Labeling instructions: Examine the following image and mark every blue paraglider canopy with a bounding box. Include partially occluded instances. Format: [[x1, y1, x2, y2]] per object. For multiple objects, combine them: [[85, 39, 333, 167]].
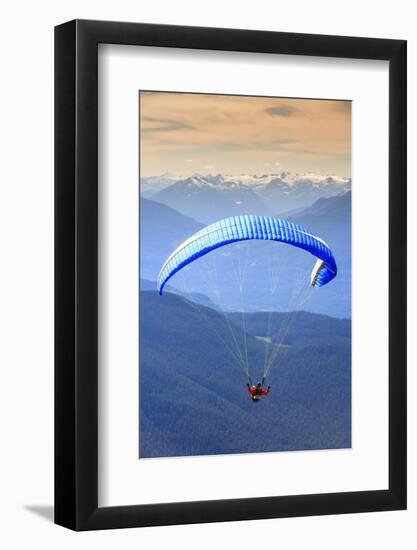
[[157, 214, 337, 295]]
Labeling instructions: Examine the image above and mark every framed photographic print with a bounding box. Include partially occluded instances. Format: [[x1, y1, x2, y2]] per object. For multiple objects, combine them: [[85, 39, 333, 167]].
[[55, 20, 406, 530]]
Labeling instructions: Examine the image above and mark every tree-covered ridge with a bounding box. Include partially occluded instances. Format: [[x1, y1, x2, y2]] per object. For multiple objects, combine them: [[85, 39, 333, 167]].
[[139, 291, 351, 458]]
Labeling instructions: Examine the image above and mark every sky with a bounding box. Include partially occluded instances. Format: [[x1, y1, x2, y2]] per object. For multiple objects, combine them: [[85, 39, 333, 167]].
[[140, 91, 351, 177]]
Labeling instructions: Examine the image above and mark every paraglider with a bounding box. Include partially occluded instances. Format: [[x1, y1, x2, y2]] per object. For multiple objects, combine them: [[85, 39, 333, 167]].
[[157, 215, 337, 295], [157, 214, 337, 400], [247, 381, 271, 402]]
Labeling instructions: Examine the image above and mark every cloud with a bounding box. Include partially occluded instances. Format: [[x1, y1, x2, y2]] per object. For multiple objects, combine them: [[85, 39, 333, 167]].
[[142, 116, 192, 135], [140, 92, 351, 176], [219, 140, 292, 152], [265, 105, 298, 117]]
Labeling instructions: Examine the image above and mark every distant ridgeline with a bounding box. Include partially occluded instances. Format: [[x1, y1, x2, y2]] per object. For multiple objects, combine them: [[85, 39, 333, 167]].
[[141, 172, 351, 224]]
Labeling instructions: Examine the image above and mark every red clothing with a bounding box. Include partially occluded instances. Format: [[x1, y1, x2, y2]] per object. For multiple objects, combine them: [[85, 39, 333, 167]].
[[247, 385, 270, 396]]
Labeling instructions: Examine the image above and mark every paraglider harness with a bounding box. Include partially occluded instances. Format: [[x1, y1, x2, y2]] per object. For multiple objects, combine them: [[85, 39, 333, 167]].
[[247, 377, 271, 402]]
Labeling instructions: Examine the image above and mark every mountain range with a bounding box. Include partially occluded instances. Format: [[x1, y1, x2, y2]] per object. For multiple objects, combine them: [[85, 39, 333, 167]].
[[140, 173, 181, 198], [139, 172, 352, 458], [140, 197, 203, 282], [141, 172, 351, 223]]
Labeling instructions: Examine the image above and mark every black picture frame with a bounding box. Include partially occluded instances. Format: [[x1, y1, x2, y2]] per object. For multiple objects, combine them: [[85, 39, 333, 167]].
[[55, 19, 407, 531]]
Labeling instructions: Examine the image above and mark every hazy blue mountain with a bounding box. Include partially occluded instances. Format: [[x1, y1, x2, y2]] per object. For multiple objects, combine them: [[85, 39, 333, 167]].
[[140, 198, 203, 281], [291, 190, 351, 225], [259, 175, 351, 214], [140, 278, 158, 291], [288, 191, 351, 317], [153, 175, 270, 224], [139, 291, 351, 458], [140, 278, 218, 310], [140, 174, 180, 198]]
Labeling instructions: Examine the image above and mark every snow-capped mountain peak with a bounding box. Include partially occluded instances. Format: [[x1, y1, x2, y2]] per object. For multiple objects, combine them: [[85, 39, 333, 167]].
[[140, 171, 351, 223]]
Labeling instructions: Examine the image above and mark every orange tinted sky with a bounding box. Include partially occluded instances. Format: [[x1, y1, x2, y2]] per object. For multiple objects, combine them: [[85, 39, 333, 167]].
[[140, 92, 351, 177]]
